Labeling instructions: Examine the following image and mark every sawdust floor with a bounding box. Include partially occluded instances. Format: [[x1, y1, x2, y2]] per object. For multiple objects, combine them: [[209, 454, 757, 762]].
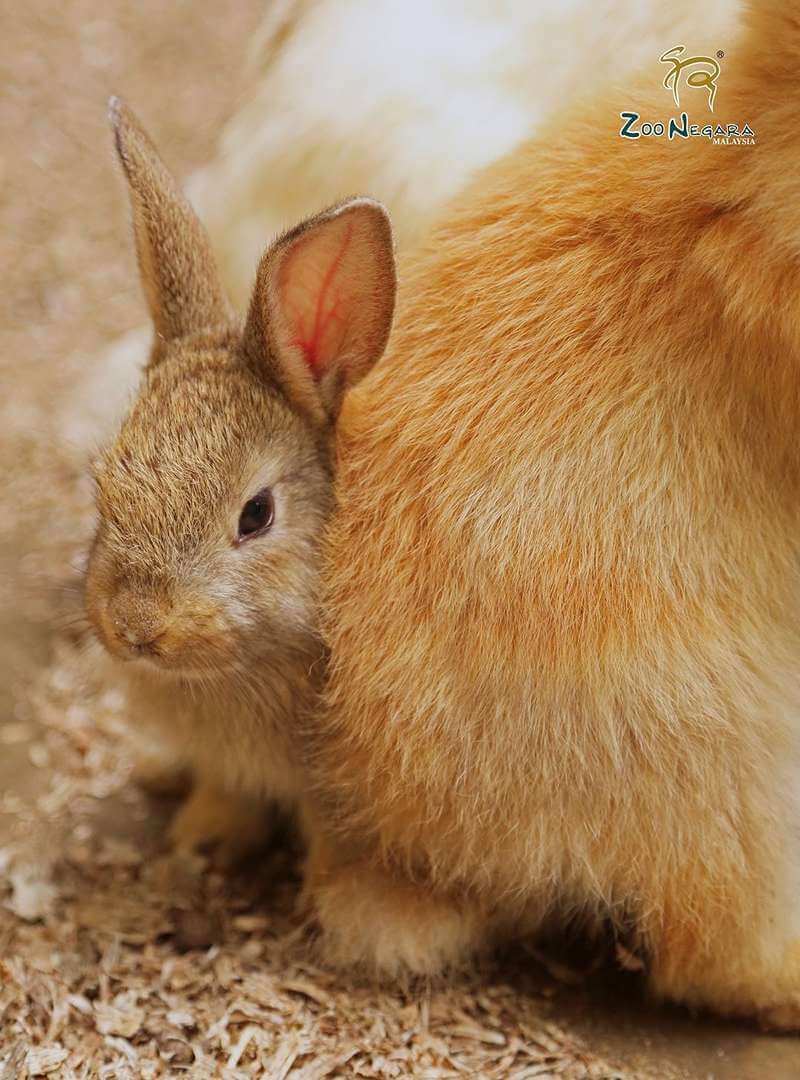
[[2, 1, 799, 1076]]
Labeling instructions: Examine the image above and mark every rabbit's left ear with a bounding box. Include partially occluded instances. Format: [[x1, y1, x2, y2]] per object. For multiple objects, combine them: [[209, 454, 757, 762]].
[[243, 198, 396, 426], [109, 97, 231, 356]]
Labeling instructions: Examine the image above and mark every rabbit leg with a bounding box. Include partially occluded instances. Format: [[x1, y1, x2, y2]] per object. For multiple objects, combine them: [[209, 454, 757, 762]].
[[306, 837, 486, 977], [168, 781, 272, 867], [132, 749, 192, 798], [647, 838, 800, 1030]]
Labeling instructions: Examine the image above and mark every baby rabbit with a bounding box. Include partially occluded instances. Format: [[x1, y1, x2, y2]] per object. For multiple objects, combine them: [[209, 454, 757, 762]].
[[305, 0, 800, 1029], [85, 99, 395, 862]]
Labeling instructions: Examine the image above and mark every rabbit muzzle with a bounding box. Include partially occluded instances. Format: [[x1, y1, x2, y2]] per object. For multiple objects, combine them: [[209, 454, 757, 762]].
[[89, 577, 235, 676]]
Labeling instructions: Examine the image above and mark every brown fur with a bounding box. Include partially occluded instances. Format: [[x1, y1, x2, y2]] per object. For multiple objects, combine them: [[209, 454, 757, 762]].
[[85, 100, 395, 861], [306, 1, 800, 1026]]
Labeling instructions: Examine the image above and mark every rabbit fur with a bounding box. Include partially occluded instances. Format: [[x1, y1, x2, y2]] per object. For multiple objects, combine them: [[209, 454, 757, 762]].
[[85, 100, 395, 862], [304, 0, 800, 1030]]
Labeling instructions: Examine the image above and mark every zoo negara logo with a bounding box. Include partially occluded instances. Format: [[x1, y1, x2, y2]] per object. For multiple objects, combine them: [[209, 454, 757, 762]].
[[618, 44, 754, 145], [659, 45, 721, 112]]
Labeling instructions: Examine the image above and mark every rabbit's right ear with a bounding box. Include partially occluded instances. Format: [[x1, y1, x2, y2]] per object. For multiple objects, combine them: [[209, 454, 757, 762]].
[[109, 98, 231, 355]]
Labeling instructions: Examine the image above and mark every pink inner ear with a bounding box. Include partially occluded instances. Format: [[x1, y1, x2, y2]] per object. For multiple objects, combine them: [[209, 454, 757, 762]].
[[283, 223, 354, 379]]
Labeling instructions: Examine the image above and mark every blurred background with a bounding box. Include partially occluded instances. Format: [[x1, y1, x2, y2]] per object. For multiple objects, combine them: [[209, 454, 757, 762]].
[[2, 1, 799, 1076], [0, 1, 263, 696]]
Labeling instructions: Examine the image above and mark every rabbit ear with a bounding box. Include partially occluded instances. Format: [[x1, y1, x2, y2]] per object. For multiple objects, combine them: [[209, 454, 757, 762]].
[[243, 198, 396, 426], [109, 97, 231, 354]]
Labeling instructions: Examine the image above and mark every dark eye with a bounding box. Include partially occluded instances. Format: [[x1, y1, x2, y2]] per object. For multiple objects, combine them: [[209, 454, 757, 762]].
[[237, 488, 275, 542]]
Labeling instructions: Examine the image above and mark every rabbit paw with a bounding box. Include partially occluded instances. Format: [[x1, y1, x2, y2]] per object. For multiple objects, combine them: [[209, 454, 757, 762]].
[[308, 849, 483, 978], [757, 996, 800, 1032], [132, 752, 192, 798], [651, 924, 800, 1030], [168, 784, 271, 868], [756, 942, 800, 1031]]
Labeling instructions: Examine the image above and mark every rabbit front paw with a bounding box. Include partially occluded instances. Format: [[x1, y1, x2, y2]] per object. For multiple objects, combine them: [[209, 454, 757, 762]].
[[757, 994, 800, 1032], [650, 917, 800, 1031], [756, 941, 800, 1032], [168, 784, 271, 868], [132, 751, 192, 798], [306, 843, 484, 978]]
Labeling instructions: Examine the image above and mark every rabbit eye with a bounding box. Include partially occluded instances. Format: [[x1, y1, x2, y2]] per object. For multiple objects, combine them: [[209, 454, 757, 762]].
[[237, 489, 274, 542]]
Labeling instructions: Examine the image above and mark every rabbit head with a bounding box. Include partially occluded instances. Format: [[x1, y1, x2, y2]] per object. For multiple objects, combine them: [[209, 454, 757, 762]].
[[85, 99, 395, 681]]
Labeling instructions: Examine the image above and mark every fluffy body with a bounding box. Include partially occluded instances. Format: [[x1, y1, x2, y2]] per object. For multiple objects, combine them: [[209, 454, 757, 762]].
[[191, 0, 738, 305], [308, 1, 800, 1027]]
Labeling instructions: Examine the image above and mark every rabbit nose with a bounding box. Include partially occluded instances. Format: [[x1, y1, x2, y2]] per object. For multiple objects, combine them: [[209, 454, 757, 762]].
[[109, 594, 165, 654], [119, 626, 163, 654]]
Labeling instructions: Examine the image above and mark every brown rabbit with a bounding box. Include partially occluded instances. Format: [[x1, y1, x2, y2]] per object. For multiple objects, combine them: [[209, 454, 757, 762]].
[[305, 0, 800, 1029], [84, 99, 395, 862]]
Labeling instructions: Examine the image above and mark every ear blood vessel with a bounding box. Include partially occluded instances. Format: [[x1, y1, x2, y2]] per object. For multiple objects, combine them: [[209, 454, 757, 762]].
[[84, 99, 395, 865], [304, 0, 800, 1030]]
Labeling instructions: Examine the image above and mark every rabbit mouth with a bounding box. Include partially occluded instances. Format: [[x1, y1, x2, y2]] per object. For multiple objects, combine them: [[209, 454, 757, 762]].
[[86, 578, 239, 677], [89, 615, 238, 681], [122, 645, 241, 682]]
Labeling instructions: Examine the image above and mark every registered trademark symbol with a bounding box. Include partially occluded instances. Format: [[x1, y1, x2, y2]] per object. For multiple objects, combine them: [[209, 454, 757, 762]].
[[717, 50, 724, 58]]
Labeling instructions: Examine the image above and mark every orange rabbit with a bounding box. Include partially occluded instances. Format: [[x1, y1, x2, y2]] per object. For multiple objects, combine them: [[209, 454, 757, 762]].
[[307, 0, 800, 1028]]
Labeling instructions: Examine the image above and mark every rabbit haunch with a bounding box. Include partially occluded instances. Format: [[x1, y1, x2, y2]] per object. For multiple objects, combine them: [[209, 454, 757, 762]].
[[85, 100, 395, 863], [305, 0, 800, 1029]]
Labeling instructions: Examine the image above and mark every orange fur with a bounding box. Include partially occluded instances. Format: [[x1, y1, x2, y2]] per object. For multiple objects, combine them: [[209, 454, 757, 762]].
[[307, 1, 800, 1026]]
